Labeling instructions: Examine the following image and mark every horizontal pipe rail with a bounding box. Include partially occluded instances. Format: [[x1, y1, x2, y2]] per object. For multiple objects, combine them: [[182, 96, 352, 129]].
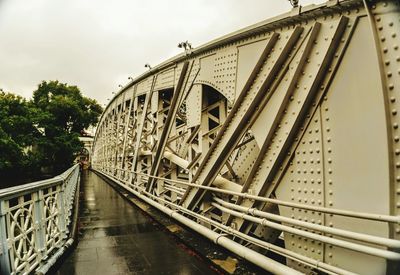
[[97, 169, 356, 275], [96, 171, 301, 275], [211, 203, 400, 261], [128, 170, 400, 223], [213, 197, 400, 249], [143, 189, 357, 275]]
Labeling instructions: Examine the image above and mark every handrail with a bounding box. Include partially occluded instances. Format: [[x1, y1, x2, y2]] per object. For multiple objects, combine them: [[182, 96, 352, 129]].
[[121, 169, 400, 223], [0, 164, 80, 275], [0, 165, 78, 200]]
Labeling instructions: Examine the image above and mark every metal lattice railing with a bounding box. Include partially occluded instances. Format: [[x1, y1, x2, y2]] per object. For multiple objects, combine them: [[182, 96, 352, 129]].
[[0, 164, 80, 275]]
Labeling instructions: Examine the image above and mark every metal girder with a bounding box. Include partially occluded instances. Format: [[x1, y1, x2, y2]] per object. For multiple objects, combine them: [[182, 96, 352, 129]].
[[180, 28, 305, 210], [91, 1, 400, 274], [230, 17, 349, 235], [146, 61, 191, 192]]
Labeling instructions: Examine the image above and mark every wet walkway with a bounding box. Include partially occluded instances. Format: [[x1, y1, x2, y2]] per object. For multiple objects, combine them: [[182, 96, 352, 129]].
[[56, 171, 215, 275]]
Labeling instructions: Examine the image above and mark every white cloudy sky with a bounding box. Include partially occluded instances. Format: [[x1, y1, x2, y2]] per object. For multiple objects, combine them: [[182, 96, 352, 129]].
[[0, 0, 323, 106]]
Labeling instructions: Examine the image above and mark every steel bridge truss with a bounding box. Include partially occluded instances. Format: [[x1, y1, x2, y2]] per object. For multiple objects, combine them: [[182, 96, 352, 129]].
[[92, 1, 400, 274]]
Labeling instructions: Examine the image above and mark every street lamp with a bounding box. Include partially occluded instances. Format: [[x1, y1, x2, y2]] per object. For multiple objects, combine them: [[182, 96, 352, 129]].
[[178, 40, 193, 56], [144, 63, 152, 70], [289, 0, 299, 7]]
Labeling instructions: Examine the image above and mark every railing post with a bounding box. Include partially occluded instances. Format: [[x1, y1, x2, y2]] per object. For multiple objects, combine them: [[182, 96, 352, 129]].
[[0, 201, 11, 275], [34, 190, 46, 263], [57, 182, 67, 242]]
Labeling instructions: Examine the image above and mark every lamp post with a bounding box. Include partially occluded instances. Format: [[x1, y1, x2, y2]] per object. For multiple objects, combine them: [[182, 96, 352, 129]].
[[178, 41, 192, 55]]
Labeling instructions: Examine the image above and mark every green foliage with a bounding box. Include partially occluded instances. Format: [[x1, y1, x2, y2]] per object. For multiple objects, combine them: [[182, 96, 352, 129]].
[[33, 81, 103, 133], [0, 92, 42, 184], [0, 81, 103, 187]]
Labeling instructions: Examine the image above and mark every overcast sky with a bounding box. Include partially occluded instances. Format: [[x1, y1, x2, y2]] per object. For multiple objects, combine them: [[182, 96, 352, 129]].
[[0, 0, 323, 106]]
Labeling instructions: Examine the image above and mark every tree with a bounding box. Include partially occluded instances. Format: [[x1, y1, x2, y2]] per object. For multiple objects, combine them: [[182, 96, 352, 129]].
[[0, 92, 41, 186], [32, 81, 103, 174], [0, 81, 103, 187]]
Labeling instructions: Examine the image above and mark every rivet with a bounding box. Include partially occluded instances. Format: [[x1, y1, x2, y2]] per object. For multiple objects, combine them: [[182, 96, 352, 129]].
[[385, 60, 390, 65], [397, 202, 400, 208], [391, 96, 396, 102], [394, 123, 399, 129], [396, 149, 400, 155], [388, 72, 393, 78], [329, 201, 333, 206], [397, 188, 400, 195], [392, 108, 397, 115], [393, 33, 397, 38], [395, 136, 400, 142]]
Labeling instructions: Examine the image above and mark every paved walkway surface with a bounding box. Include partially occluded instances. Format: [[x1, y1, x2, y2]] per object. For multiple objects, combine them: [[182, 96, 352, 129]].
[[56, 171, 215, 275]]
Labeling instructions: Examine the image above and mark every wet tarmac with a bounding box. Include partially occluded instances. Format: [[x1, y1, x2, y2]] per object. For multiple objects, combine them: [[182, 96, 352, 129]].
[[56, 171, 216, 275]]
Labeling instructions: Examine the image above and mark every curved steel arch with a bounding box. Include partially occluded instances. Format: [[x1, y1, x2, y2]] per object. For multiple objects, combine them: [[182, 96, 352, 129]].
[[92, 1, 400, 274]]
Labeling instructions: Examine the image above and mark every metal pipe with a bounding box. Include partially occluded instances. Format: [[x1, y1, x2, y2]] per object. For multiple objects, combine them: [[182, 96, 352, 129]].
[[131, 170, 400, 223], [213, 197, 400, 249], [100, 170, 356, 275], [98, 171, 302, 275], [212, 203, 400, 261], [142, 189, 356, 275]]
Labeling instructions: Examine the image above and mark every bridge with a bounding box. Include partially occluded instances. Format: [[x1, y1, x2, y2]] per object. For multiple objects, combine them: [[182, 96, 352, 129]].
[[1, 0, 400, 274]]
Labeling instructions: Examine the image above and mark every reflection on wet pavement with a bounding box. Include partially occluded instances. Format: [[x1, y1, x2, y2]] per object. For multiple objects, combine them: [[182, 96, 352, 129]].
[[56, 171, 215, 275]]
